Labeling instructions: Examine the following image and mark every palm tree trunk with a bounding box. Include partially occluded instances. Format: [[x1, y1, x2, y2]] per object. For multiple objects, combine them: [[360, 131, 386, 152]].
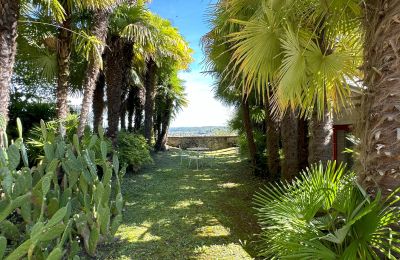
[[127, 87, 135, 132], [105, 37, 124, 142], [308, 109, 333, 165], [144, 59, 157, 144], [57, 14, 72, 136], [133, 86, 145, 132], [120, 104, 127, 130], [265, 101, 280, 179], [242, 97, 257, 171], [78, 9, 109, 137], [281, 109, 299, 180], [359, 0, 400, 195], [297, 116, 309, 171], [92, 72, 105, 132], [134, 86, 145, 132], [155, 118, 171, 152], [155, 97, 172, 152], [0, 0, 19, 146]]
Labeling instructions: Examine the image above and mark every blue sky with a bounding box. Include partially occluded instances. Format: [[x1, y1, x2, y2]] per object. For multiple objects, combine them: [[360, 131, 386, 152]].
[[148, 0, 234, 127]]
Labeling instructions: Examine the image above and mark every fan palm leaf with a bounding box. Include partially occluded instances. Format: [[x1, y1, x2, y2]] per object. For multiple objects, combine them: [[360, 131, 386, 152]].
[[254, 161, 400, 259]]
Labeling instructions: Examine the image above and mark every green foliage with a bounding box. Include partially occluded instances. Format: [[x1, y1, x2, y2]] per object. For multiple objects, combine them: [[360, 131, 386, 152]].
[[7, 93, 56, 139], [0, 119, 125, 259], [27, 114, 79, 162], [204, 0, 362, 119], [117, 131, 153, 172], [254, 161, 400, 259]]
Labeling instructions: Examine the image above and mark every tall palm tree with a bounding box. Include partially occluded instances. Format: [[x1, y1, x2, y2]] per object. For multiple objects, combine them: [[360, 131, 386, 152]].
[[77, 8, 111, 136], [55, 0, 115, 135], [105, 3, 152, 141], [142, 14, 192, 144], [202, 2, 259, 171], [0, 0, 67, 137], [0, 0, 19, 145], [154, 72, 188, 151], [143, 58, 156, 143], [206, 0, 361, 177]]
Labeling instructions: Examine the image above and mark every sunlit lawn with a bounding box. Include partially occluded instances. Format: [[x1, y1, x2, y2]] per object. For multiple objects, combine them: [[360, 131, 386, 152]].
[[98, 148, 263, 259]]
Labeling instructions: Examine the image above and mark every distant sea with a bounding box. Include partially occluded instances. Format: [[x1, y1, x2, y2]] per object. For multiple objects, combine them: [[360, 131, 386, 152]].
[[168, 126, 236, 137]]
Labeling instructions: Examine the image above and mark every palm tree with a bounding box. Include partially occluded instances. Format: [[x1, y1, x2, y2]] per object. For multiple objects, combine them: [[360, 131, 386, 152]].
[[141, 14, 192, 144], [105, 3, 152, 141], [143, 58, 156, 143], [105, 35, 127, 141], [0, 0, 67, 138], [206, 0, 361, 177], [202, 4, 260, 171], [77, 8, 111, 137], [55, 0, 115, 135], [154, 72, 188, 151], [0, 0, 19, 145]]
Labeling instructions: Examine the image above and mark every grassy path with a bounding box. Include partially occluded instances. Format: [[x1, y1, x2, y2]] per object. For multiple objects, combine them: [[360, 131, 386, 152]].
[[99, 148, 263, 259]]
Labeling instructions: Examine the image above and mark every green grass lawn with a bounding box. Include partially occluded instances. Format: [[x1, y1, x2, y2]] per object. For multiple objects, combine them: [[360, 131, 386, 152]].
[[98, 148, 264, 259]]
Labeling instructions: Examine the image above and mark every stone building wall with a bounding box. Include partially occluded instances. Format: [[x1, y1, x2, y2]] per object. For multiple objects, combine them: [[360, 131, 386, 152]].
[[167, 136, 238, 150]]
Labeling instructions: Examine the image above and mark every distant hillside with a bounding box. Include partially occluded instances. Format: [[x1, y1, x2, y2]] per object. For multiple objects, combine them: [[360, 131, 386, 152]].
[[168, 126, 236, 137]]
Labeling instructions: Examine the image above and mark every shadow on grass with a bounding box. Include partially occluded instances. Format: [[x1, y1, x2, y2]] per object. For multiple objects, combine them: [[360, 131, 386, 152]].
[[97, 148, 264, 260]]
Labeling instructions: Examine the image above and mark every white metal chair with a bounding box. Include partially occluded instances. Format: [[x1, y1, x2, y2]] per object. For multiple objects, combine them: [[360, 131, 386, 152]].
[[188, 151, 201, 170]]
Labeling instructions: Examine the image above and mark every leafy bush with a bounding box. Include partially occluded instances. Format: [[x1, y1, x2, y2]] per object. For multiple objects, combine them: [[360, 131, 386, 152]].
[[8, 98, 56, 139], [117, 131, 153, 172], [0, 119, 125, 259], [254, 161, 400, 259]]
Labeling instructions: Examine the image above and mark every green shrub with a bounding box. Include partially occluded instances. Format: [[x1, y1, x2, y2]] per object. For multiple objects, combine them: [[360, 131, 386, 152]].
[[0, 119, 125, 259], [117, 131, 153, 172], [7, 100, 56, 139], [254, 161, 400, 259]]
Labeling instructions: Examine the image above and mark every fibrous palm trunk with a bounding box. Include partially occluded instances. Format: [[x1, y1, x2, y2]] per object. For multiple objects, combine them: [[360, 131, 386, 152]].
[[265, 101, 280, 180], [308, 109, 333, 165], [120, 104, 127, 130], [359, 0, 400, 196], [106, 38, 133, 142], [105, 37, 124, 142], [134, 86, 145, 132], [126, 87, 135, 132], [297, 116, 309, 171], [57, 14, 72, 136], [78, 9, 110, 137], [242, 97, 257, 171], [92, 72, 105, 132], [281, 109, 299, 180], [155, 97, 172, 152], [144, 59, 157, 144], [0, 0, 19, 146]]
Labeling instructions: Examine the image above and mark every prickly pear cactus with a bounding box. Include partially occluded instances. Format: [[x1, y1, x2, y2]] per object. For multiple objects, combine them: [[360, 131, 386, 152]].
[[0, 119, 125, 259]]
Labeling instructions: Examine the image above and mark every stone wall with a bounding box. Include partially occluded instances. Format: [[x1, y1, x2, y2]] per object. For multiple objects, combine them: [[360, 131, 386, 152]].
[[167, 136, 238, 150]]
